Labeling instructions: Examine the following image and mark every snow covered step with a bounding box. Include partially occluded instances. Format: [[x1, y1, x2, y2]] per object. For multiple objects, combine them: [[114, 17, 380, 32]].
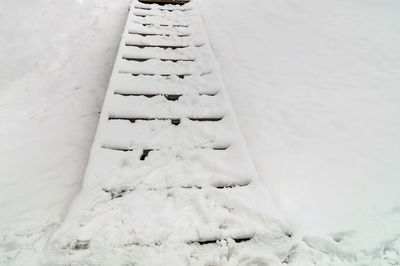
[[113, 73, 221, 95], [131, 15, 190, 27], [70, 187, 265, 246], [100, 118, 231, 149], [125, 35, 205, 49], [134, 4, 193, 12], [122, 50, 195, 62], [121, 43, 207, 61], [127, 23, 191, 36], [48, 0, 293, 264], [118, 58, 210, 75], [107, 93, 225, 119], [83, 146, 252, 190], [132, 7, 193, 17], [131, 11, 191, 23]]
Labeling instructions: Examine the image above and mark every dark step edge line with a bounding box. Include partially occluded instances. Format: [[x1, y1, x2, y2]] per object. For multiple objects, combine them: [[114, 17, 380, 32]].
[[186, 235, 254, 245], [100, 145, 230, 153], [114, 92, 183, 100], [122, 56, 195, 62], [108, 116, 224, 125], [71, 234, 253, 251], [134, 6, 193, 12], [113, 92, 218, 99], [127, 32, 190, 37], [102, 180, 250, 200], [132, 12, 192, 18], [125, 44, 190, 49], [118, 71, 193, 79], [138, 0, 190, 6], [125, 43, 205, 48], [118, 71, 213, 79], [132, 14, 156, 18], [131, 22, 190, 27]]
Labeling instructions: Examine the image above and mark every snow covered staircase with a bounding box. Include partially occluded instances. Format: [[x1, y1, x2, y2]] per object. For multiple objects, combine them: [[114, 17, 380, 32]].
[[48, 0, 294, 264]]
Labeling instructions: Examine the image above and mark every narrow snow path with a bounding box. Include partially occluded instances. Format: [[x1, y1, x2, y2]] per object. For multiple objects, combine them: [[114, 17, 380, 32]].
[[44, 1, 293, 265]]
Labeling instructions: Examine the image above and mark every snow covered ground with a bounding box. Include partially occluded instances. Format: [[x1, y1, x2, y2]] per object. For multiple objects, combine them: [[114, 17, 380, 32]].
[[0, 0, 130, 263], [0, 0, 399, 265], [198, 0, 400, 264]]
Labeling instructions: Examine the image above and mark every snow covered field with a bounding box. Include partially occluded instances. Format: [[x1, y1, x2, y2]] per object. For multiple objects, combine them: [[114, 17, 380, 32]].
[[0, 0, 130, 263], [1, 0, 399, 265], [198, 0, 400, 264]]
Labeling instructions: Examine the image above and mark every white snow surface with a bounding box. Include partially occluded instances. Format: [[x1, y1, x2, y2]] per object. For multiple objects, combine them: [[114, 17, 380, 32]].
[[0, 0, 131, 263], [0, 0, 399, 265], [197, 0, 400, 264]]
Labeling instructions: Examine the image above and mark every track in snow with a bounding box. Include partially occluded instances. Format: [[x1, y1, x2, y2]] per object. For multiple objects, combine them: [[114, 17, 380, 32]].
[[46, 1, 294, 264]]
